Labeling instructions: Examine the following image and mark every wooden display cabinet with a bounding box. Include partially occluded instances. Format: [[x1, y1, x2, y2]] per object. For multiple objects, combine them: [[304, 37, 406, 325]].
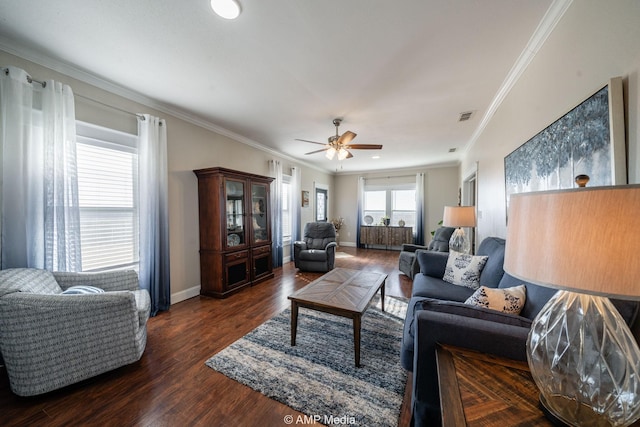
[[193, 167, 274, 298]]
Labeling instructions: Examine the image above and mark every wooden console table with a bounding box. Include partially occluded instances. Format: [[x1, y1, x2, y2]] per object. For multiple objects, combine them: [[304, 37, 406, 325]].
[[359, 225, 412, 249], [436, 344, 552, 427]]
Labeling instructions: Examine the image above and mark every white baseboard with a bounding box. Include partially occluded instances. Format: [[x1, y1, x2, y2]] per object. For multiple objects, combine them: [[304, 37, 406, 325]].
[[171, 285, 200, 304], [339, 241, 357, 247]]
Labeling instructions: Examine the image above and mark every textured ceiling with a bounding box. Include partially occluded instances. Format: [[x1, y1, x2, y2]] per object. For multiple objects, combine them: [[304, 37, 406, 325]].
[[0, 0, 556, 173]]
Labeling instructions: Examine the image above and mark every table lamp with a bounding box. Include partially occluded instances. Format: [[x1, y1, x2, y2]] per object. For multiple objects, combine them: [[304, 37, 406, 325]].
[[443, 205, 476, 254], [504, 185, 640, 427]]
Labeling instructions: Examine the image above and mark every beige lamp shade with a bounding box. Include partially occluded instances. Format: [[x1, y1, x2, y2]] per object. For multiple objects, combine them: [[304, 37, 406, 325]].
[[504, 185, 640, 299], [442, 206, 476, 228]]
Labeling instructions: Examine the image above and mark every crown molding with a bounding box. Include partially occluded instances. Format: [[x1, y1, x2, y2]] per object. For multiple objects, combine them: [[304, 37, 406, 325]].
[[0, 36, 330, 174], [463, 0, 573, 155]]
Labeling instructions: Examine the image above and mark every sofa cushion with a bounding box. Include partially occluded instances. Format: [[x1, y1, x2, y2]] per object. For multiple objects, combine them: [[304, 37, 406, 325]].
[[476, 237, 506, 288], [416, 250, 449, 277], [412, 274, 476, 302], [465, 285, 526, 315], [0, 268, 63, 297], [443, 250, 488, 289], [400, 295, 532, 371], [498, 273, 557, 320]]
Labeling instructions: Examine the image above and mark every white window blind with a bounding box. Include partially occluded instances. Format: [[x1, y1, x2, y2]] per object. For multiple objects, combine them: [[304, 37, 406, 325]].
[[76, 122, 139, 272], [282, 179, 291, 240]]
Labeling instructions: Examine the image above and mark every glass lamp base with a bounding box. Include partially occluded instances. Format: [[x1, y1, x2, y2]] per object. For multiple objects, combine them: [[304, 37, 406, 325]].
[[449, 228, 470, 254], [527, 291, 640, 427]]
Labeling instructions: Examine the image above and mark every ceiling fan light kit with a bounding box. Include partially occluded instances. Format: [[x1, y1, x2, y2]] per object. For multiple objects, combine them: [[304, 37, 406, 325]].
[[296, 118, 383, 161]]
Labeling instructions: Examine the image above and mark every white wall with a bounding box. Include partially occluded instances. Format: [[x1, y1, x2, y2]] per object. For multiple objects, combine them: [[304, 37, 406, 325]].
[[461, 0, 640, 243], [0, 49, 333, 302]]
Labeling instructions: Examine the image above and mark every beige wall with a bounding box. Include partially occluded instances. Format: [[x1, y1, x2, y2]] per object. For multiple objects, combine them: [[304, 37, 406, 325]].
[[0, 49, 333, 301], [460, 0, 640, 243], [333, 165, 459, 247], [4, 0, 639, 300]]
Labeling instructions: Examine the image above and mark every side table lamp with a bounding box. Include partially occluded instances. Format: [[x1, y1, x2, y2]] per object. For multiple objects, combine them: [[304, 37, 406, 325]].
[[443, 205, 476, 254], [504, 185, 640, 427]]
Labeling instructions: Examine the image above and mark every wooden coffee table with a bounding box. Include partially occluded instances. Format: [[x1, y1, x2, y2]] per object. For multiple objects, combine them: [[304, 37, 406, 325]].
[[288, 268, 387, 367]]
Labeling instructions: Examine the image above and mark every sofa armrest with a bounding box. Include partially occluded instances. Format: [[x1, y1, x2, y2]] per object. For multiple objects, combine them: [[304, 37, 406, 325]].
[[53, 270, 139, 292], [412, 310, 531, 426], [401, 244, 428, 253], [0, 292, 141, 396], [415, 249, 449, 277]]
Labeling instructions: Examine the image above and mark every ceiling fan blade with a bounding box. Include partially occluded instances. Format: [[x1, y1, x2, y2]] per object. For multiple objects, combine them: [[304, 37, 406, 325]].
[[337, 130, 357, 145], [304, 148, 329, 155], [295, 138, 326, 146], [346, 150, 354, 159], [347, 144, 383, 150]]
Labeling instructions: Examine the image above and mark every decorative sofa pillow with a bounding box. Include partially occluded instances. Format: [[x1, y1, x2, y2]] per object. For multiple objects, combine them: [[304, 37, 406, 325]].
[[61, 285, 105, 295], [442, 250, 488, 289], [465, 285, 526, 315]]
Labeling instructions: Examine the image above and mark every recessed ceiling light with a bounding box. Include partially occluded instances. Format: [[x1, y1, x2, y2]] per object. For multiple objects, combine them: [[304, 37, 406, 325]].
[[210, 0, 241, 19], [372, 155, 380, 159]]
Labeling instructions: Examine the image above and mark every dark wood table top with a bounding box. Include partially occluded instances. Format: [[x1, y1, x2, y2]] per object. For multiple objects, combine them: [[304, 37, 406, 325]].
[[437, 344, 553, 427], [288, 267, 387, 314]]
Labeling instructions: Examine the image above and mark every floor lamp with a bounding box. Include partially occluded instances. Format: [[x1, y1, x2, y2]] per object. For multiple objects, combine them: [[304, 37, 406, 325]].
[[443, 205, 476, 254], [504, 185, 640, 427]]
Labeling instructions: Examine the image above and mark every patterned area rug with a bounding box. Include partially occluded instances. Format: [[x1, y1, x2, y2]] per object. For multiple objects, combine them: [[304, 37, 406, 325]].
[[205, 296, 408, 427]]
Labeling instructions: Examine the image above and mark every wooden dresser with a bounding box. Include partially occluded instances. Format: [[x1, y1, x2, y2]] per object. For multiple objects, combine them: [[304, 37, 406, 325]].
[[193, 167, 274, 298], [359, 225, 413, 249]]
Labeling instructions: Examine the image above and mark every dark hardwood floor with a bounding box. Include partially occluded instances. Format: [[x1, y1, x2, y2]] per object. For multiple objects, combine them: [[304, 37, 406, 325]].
[[0, 247, 414, 427]]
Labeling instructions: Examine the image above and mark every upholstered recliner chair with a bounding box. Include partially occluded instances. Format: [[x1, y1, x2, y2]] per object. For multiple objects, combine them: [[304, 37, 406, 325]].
[[0, 268, 151, 396], [398, 226, 455, 279], [293, 222, 338, 272]]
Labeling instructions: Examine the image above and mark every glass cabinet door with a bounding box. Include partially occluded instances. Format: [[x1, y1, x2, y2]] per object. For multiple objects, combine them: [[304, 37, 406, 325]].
[[251, 183, 269, 244], [225, 179, 245, 248]]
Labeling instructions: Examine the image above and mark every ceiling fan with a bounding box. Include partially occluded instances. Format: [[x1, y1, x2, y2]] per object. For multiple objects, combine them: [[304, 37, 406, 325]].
[[296, 118, 383, 160]]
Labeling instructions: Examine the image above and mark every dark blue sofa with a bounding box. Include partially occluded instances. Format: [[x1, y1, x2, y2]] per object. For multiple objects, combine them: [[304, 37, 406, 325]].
[[401, 237, 640, 426]]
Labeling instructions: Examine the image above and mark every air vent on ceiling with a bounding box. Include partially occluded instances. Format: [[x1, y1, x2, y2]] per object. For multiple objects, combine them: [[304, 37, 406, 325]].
[[449, 148, 457, 153], [459, 111, 473, 122]]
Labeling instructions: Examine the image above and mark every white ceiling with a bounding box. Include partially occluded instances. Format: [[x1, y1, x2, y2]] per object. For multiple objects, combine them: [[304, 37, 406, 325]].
[[0, 0, 558, 173]]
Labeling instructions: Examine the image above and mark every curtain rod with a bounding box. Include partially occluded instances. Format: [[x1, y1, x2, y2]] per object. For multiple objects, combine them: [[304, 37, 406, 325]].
[[365, 174, 417, 180], [75, 93, 162, 125], [3, 67, 46, 88]]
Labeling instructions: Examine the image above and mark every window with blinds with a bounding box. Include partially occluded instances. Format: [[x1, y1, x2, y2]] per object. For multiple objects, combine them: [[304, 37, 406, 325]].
[[282, 179, 291, 241], [76, 122, 139, 272]]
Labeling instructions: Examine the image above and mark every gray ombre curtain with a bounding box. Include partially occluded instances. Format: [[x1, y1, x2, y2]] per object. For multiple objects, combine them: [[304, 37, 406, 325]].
[[290, 166, 301, 259], [356, 176, 365, 248], [269, 159, 283, 268], [0, 66, 81, 271], [415, 172, 425, 245], [138, 114, 170, 316]]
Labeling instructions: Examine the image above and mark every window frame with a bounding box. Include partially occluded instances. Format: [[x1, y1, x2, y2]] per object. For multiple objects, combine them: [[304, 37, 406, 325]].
[[75, 121, 140, 272]]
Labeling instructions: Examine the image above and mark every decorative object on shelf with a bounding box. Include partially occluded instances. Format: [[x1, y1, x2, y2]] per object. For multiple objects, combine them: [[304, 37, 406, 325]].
[[575, 174, 590, 187], [363, 215, 373, 225], [505, 185, 640, 427], [442, 206, 476, 254], [227, 233, 240, 246], [381, 216, 390, 226], [398, 219, 405, 227]]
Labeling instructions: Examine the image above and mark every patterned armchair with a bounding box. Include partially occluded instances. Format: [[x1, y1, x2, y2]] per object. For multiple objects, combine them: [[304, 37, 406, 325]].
[[293, 222, 338, 272], [0, 268, 150, 396]]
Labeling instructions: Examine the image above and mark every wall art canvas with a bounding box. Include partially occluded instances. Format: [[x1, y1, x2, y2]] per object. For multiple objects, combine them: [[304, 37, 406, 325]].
[[504, 77, 626, 214]]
